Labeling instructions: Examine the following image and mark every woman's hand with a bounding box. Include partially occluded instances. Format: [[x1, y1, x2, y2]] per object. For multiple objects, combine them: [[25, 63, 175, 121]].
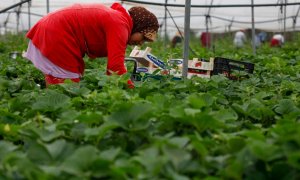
[[127, 79, 135, 89]]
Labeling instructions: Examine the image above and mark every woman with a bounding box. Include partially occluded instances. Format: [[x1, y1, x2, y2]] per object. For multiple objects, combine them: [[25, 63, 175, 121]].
[[24, 2, 159, 87], [171, 31, 183, 48], [233, 30, 246, 49], [200, 32, 211, 48], [270, 34, 284, 47]]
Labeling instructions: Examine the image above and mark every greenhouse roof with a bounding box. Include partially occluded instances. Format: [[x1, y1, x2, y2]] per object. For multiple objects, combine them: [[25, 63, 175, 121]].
[[0, 0, 300, 35]]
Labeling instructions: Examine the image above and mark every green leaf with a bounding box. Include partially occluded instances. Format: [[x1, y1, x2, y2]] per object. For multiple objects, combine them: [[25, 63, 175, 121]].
[[70, 123, 86, 139], [0, 109, 22, 124], [32, 90, 71, 111], [105, 102, 152, 131], [165, 165, 190, 180], [254, 91, 274, 100], [60, 83, 91, 96], [287, 151, 300, 170], [184, 108, 201, 117], [187, 93, 214, 109], [242, 130, 265, 141], [133, 147, 164, 175], [26, 141, 52, 164], [213, 108, 238, 122], [246, 98, 265, 120], [99, 148, 121, 161], [270, 162, 295, 180], [162, 145, 191, 171], [44, 139, 75, 161], [228, 137, 246, 153], [84, 121, 120, 141], [77, 112, 103, 125], [2, 153, 46, 179], [248, 140, 281, 162], [274, 99, 300, 115], [169, 137, 190, 148], [60, 146, 100, 176], [8, 94, 33, 112], [20, 127, 64, 142], [169, 105, 185, 118], [0, 123, 20, 140], [221, 160, 244, 180], [246, 98, 275, 121], [204, 177, 222, 180], [188, 112, 220, 132], [109, 158, 142, 179], [231, 103, 247, 115], [190, 138, 208, 158], [57, 109, 81, 125], [0, 141, 18, 161]]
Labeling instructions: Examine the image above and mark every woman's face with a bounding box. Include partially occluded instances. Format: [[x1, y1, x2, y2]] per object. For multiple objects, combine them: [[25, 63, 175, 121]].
[[128, 32, 148, 46]]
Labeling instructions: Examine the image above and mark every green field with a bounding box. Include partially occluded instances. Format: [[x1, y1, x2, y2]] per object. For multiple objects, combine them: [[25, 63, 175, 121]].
[[0, 33, 300, 179]]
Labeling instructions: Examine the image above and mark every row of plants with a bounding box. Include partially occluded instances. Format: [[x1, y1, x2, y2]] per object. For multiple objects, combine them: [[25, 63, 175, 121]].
[[0, 33, 299, 179]]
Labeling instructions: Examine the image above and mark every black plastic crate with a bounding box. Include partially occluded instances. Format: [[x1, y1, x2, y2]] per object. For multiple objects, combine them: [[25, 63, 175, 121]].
[[212, 57, 255, 80]]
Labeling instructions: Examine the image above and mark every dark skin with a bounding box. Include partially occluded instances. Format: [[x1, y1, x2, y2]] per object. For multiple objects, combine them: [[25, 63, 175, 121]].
[[128, 32, 152, 46]]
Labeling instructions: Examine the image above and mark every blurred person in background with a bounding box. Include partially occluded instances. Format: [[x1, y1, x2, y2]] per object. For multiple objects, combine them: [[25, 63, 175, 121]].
[[270, 33, 284, 47], [233, 29, 246, 49], [258, 31, 267, 43], [24, 2, 159, 88], [200, 32, 211, 48], [171, 31, 183, 48], [254, 34, 261, 48]]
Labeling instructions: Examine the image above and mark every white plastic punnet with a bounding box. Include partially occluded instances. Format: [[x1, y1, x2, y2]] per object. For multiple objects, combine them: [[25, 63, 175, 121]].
[[129, 46, 214, 79], [129, 46, 165, 72]]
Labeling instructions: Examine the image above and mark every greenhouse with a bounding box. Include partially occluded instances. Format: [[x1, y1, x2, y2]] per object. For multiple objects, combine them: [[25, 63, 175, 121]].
[[0, 0, 300, 179]]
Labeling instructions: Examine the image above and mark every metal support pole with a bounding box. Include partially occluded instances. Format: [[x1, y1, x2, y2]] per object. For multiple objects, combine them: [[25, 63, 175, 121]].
[[251, 0, 256, 55], [164, 0, 168, 48], [16, 5, 22, 33], [4, 13, 10, 34], [205, 15, 209, 49], [206, 0, 214, 51], [0, 0, 30, 14], [16, 11, 20, 33], [294, 6, 300, 41], [182, 0, 191, 78], [210, 22, 213, 52], [283, 0, 287, 40], [46, 0, 50, 13], [28, 0, 31, 30]]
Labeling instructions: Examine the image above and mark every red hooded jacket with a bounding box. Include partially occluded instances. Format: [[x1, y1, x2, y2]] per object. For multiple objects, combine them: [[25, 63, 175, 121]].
[[26, 3, 133, 75]]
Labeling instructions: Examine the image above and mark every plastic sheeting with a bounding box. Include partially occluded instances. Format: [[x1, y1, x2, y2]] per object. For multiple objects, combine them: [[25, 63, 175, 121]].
[[0, 0, 300, 34]]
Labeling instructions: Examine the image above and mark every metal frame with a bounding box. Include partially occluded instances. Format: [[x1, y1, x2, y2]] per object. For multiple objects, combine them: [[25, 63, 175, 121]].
[[121, 0, 300, 78]]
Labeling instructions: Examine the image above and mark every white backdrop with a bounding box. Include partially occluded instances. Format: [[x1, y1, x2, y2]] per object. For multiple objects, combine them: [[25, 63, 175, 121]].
[[1, 0, 300, 36]]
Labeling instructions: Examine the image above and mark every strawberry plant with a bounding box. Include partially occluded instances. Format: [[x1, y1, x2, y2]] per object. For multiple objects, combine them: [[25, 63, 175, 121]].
[[0, 32, 299, 179]]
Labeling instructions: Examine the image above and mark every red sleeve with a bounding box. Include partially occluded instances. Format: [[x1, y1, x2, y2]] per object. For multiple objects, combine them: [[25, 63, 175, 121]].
[[105, 24, 129, 75]]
